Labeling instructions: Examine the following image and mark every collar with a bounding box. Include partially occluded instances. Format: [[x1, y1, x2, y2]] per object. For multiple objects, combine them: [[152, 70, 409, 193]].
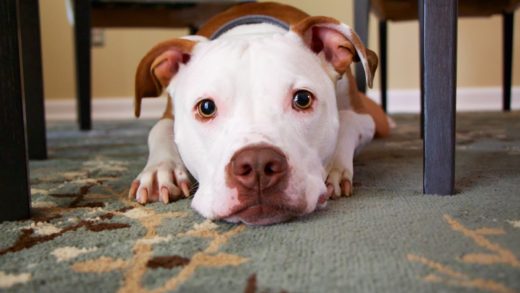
[[210, 15, 290, 40]]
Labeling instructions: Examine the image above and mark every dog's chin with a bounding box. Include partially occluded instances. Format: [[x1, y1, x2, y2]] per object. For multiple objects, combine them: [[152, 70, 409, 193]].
[[223, 205, 298, 226]]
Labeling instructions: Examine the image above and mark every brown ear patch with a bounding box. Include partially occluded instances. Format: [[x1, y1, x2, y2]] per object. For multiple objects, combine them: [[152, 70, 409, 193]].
[[292, 16, 341, 38], [311, 26, 356, 74], [292, 16, 375, 88], [134, 38, 196, 118], [366, 48, 379, 82]]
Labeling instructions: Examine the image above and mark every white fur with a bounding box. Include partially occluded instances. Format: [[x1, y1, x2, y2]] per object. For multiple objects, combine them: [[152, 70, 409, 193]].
[[326, 110, 375, 196], [134, 23, 376, 223], [171, 25, 339, 219], [134, 118, 189, 201]]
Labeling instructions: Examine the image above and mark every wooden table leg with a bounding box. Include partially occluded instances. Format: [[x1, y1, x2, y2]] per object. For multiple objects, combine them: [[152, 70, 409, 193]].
[[354, 0, 370, 93], [19, 0, 48, 160], [421, 0, 458, 195], [74, 0, 92, 130], [0, 0, 31, 221]]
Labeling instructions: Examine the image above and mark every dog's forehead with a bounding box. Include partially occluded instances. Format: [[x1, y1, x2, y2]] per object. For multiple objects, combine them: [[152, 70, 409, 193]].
[[172, 34, 329, 101]]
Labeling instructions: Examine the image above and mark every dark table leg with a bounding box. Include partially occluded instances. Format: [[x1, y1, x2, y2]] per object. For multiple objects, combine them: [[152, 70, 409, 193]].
[[503, 12, 513, 112], [19, 0, 47, 160], [421, 0, 458, 195], [378, 20, 388, 112], [354, 0, 370, 93], [74, 0, 92, 130], [0, 0, 31, 221]]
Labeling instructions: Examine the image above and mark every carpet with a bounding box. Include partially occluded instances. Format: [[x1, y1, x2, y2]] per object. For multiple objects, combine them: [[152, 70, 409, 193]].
[[1, 112, 519, 293]]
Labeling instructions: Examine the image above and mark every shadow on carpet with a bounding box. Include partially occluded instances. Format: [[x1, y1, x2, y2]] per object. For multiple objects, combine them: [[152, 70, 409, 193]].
[[1, 112, 519, 293]]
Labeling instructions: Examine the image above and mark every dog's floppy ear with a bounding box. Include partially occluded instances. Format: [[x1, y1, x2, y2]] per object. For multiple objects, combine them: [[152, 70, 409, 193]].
[[135, 38, 197, 117], [292, 16, 377, 88]]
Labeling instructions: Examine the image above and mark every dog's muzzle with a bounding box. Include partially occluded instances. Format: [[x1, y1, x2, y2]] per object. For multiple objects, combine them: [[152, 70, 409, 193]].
[[224, 145, 305, 225]]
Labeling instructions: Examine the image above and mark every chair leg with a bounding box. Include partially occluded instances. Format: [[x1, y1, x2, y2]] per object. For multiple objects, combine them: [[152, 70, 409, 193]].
[[421, 0, 457, 195], [0, 0, 31, 221], [503, 12, 513, 112], [73, 0, 92, 130], [19, 0, 47, 160], [354, 0, 370, 93], [379, 20, 388, 112], [189, 25, 199, 35], [419, 0, 424, 139]]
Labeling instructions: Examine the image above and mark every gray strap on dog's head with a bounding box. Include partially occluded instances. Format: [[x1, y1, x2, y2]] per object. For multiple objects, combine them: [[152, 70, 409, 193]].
[[210, 15, 290, 40]]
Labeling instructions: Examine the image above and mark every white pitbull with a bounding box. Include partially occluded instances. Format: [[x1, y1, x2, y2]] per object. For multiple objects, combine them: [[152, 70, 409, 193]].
[[129, 2, 390, 225]]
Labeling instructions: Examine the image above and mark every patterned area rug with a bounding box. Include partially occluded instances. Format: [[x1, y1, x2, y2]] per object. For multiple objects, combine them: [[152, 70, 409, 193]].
[[1, 112, 519, 293]]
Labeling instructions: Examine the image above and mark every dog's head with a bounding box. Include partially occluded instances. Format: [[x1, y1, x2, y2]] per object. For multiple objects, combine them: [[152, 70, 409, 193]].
[[135, 17, 375, 225]]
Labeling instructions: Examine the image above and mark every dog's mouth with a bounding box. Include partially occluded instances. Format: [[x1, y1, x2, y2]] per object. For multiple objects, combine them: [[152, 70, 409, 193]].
[[223, 203, 302, 225], [221, 185, 333, 225]]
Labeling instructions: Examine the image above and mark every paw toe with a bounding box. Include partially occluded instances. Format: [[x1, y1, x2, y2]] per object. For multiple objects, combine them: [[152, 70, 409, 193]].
[[340, 179, 353, 197], [128, 180, 140, 199], [136, 187, 149, 204], [326, 169, 353, 198]]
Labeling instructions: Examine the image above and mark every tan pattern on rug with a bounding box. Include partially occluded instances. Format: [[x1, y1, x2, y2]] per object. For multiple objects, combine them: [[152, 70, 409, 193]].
[[1, 113, 519, 292], [408, 215, 520, 293]]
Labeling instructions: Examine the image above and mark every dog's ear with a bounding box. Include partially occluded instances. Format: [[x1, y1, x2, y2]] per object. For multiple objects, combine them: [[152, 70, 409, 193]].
[[365, 48, 378, 85], [292, 16, 377, 88], [135, 38, 197, 117]]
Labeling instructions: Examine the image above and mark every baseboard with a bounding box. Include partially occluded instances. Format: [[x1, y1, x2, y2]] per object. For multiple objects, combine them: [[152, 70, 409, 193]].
[[367, 86, 520, 113], [45, 87, 520, 120], [45, 97, 168, 120]]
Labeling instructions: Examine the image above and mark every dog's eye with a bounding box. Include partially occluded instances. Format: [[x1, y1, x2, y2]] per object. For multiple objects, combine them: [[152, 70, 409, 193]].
[[292, 90, 314, 111], [196, 99, 217, 119]]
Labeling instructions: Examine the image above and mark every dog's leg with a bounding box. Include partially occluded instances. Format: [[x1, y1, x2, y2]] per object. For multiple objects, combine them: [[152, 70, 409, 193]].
[[129, 118, 191, 204], [327, 110, 375, 198]]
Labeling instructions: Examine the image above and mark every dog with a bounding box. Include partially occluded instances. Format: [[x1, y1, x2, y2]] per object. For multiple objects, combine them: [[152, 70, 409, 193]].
[[129, 2, 390, 225]]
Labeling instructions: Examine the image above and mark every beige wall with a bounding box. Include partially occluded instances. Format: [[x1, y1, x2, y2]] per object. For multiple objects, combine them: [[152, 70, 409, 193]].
[[40, 0, 520, 100]]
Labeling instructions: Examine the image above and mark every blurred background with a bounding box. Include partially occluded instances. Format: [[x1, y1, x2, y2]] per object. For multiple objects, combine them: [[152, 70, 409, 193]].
[[40, 0, 519, 109]]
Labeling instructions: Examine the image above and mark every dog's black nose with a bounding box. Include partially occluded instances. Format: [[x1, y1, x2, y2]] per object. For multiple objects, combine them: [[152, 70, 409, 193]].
[[229, 146, 288, 191]]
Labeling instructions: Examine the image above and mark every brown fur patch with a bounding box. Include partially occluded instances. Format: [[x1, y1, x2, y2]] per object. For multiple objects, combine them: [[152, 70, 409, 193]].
[[291, 16, 341, 38], [197, 2, 309, 37], [147, 255, 190, 269], [135, 38, 196, 118], [344, 69, 390, 138], [162, 96, 174, 119]]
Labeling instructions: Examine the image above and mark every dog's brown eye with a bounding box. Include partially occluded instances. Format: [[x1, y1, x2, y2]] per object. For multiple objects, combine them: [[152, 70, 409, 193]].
[[196, 99, 217, 119], [292, 90, 314, 110]]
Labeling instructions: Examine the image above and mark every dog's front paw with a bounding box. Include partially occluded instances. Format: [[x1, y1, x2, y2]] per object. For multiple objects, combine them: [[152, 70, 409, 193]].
[[128, 162, 191, 204], [326, 167, 353, 199]]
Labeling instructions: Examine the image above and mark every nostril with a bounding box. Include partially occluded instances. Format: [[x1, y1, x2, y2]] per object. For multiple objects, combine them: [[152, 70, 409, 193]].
[[264, 163, 274, 176], [236, 163, 253, 177], [229, 146, 288, 190], [264, 162, 282, 176]]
